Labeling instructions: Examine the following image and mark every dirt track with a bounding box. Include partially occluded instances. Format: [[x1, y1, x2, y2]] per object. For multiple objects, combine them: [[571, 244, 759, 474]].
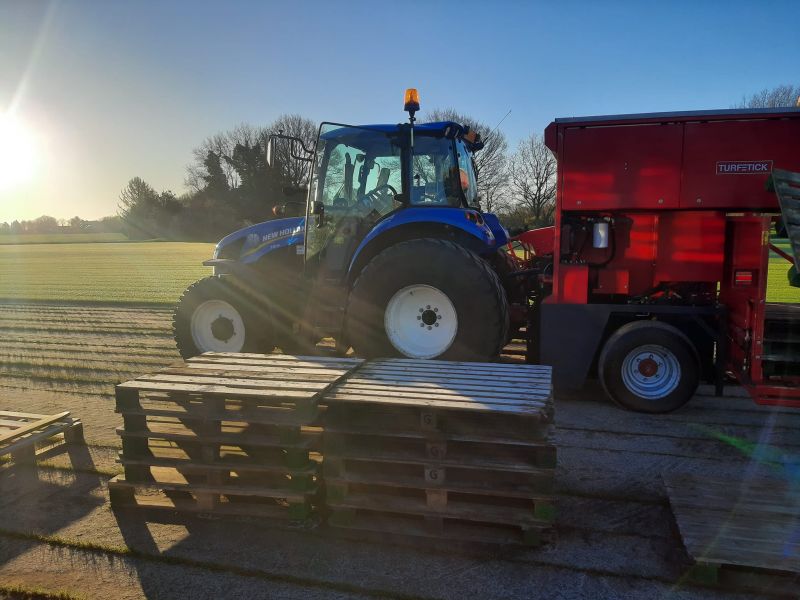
[[0, 302, 797, 600]]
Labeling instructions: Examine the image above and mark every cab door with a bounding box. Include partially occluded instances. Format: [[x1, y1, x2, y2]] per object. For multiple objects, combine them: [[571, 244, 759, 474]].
[[305, 124, 401, 280]]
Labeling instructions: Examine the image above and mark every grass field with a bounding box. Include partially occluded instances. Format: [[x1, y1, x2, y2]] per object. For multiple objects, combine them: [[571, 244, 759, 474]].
[[768, 239, 795, 303], [0, 237, 794, 305], [0, 241, 213, 304], [0, 232, 129, 244]]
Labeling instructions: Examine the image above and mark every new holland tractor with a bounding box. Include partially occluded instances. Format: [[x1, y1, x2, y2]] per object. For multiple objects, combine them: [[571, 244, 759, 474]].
[[174, 89, 512, 364]]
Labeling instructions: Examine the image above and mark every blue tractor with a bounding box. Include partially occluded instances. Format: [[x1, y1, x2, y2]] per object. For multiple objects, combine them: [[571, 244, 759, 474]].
[[173, 90, 513, 361]]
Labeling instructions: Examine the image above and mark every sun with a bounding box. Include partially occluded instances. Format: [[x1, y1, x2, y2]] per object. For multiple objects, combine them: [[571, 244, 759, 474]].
[[0, 113, 37, 192]]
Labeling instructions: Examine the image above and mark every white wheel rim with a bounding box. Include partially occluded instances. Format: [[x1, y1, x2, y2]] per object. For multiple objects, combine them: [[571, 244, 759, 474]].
[[384, 284, 457, 359], [621, 344, 681, 400], [190, 299, 246, 353]]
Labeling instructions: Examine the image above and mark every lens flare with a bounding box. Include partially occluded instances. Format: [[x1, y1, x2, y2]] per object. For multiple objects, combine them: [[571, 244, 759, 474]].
[[0, 113, 37, 192]]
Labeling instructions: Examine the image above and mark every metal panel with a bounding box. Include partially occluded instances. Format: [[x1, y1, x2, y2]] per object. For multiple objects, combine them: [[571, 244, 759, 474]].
[[681, 119, 800, 209], [561, 124, 683, 210], [654, 212, 726, 283]]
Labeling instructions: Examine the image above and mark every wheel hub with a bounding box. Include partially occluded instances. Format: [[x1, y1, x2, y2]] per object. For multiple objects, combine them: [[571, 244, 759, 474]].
[[621, 344, 681, 400], [637, 357, 658, 377], [211, 315, 235, 342], [190, 299, 246, 353], [419, 307, 440, 327], [385, 285, 457, 358]]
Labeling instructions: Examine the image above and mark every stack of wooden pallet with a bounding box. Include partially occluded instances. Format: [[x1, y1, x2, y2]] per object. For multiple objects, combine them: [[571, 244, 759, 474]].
[[109, 352, 362, 522], [321, 358, 556, 545]]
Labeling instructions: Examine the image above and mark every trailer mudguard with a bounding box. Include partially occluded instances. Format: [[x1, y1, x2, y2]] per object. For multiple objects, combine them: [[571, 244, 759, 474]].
[[347, 207, 498, 276], [212, 217, 305, 264]]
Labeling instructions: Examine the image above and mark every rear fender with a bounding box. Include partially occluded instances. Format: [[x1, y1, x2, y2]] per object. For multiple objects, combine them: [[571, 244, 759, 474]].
[[347, 208, 496, 282]]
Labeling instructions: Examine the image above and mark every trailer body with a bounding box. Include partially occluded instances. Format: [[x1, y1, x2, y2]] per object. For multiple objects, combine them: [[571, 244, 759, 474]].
[[525, 107, 800, 408]]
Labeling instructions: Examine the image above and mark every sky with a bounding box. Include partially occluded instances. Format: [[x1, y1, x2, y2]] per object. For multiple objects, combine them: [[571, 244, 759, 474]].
[[0, 0, 797, 223]]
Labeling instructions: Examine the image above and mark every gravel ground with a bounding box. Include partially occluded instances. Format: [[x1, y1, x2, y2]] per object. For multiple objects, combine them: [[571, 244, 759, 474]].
[[0, 302, 797, 600]]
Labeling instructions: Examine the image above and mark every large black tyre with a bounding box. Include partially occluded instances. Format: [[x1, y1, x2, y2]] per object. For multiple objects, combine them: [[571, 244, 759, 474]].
[[598, 320, 699, 413], [173, 276, 273, 359], [345, 238, 509, 361]]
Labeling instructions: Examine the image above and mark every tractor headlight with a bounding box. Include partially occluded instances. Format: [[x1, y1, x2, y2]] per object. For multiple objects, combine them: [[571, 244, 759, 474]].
[[215, 236, 248, 260]]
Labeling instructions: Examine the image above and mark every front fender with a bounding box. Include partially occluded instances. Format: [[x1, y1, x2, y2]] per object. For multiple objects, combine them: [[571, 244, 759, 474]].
[[347, 207, 496, 275], [213, 217, 305, 264]]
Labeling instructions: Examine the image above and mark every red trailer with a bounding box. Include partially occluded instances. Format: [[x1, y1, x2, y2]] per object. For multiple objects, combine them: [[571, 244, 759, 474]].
[[511, 107, 800, 412]]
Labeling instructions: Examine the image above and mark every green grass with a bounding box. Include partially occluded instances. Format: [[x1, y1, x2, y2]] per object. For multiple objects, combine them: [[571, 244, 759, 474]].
[[0, 241, 213, 304], [0, 237, 794, 305], [768, 238, 796, 303], [0, 232, 129, 244]]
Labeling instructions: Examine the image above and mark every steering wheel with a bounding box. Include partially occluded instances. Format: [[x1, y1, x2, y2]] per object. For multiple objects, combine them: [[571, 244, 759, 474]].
[[359, 184, 398, 209]]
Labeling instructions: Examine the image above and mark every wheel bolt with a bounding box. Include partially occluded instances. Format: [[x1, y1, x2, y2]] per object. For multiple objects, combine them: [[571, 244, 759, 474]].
[[427, 326, 432, 330], [437, 315, 442, 320], [420, 323, 424, 327], [434, 308, 438, 312], [426, 305, 430, 309], [417, 316, 421, 320], [419, 308, 423, 313], [434, 323, 439, 327]]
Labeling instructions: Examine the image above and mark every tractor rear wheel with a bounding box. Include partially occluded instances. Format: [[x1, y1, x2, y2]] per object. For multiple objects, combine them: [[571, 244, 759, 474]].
[[346, 238, 509, 361], [598, 320, 699, 413], [173, 276, 272, 359]]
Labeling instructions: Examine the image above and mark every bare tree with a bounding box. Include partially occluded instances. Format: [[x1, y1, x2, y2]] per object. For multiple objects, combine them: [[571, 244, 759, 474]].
[[508, 133, 557, 227], [186, 116, 317, 192], [424, 108, 509, 212], [737, 84, 800, 108], [186, 125, 263, 192]]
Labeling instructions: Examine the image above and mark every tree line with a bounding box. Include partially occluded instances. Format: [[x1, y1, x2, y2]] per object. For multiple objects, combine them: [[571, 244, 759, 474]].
[[117, 109, 558, 241], [4, 84, 794, 240], [0, 214, 120, 235], [121, 80, 798, 240]]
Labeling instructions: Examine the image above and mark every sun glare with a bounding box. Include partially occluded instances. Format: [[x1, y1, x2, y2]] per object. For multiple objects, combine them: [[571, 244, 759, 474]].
[[0, 113, 37, 192]]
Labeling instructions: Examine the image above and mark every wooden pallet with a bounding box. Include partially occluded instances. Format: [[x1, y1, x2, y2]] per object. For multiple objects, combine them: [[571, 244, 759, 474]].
[[108, 471, 315, 520], [0, 410, 83, 465], [328, 506, 554, 547], [324, 430, 557, 469], [112, 353, 362, 520], [664, 472, 800, 584], [325, 358, 553, 439], [324, 454, 555, 497], [321, 358, 556, 544], [325, 480, 556, 523]]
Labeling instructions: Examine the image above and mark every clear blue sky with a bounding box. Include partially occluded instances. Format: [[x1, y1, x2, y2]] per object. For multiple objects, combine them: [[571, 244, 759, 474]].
[[0, 0, 797, 222]]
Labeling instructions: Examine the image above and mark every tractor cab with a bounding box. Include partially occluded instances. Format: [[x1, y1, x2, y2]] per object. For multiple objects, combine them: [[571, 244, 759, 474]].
[[304, 121, 481, 280]]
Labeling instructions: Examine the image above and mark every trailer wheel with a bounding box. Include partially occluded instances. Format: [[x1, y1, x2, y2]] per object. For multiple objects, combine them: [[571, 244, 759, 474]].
[[173, 276, 271, 359], [598, 321, 699, 413], [346, 238, 509, 361]]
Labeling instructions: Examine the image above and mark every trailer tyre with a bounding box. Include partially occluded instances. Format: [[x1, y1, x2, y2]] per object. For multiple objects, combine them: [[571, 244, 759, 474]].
[[173, 276, 272, 359], [346, 238, 509, 361], [598, 321, 699, 413]]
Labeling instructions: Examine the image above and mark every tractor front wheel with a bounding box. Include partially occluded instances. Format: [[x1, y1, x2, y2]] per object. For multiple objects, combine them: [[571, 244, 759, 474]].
[[173, 276, 271, 359], [598, 320, 699, 413], [346, 238, 509, 361]]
